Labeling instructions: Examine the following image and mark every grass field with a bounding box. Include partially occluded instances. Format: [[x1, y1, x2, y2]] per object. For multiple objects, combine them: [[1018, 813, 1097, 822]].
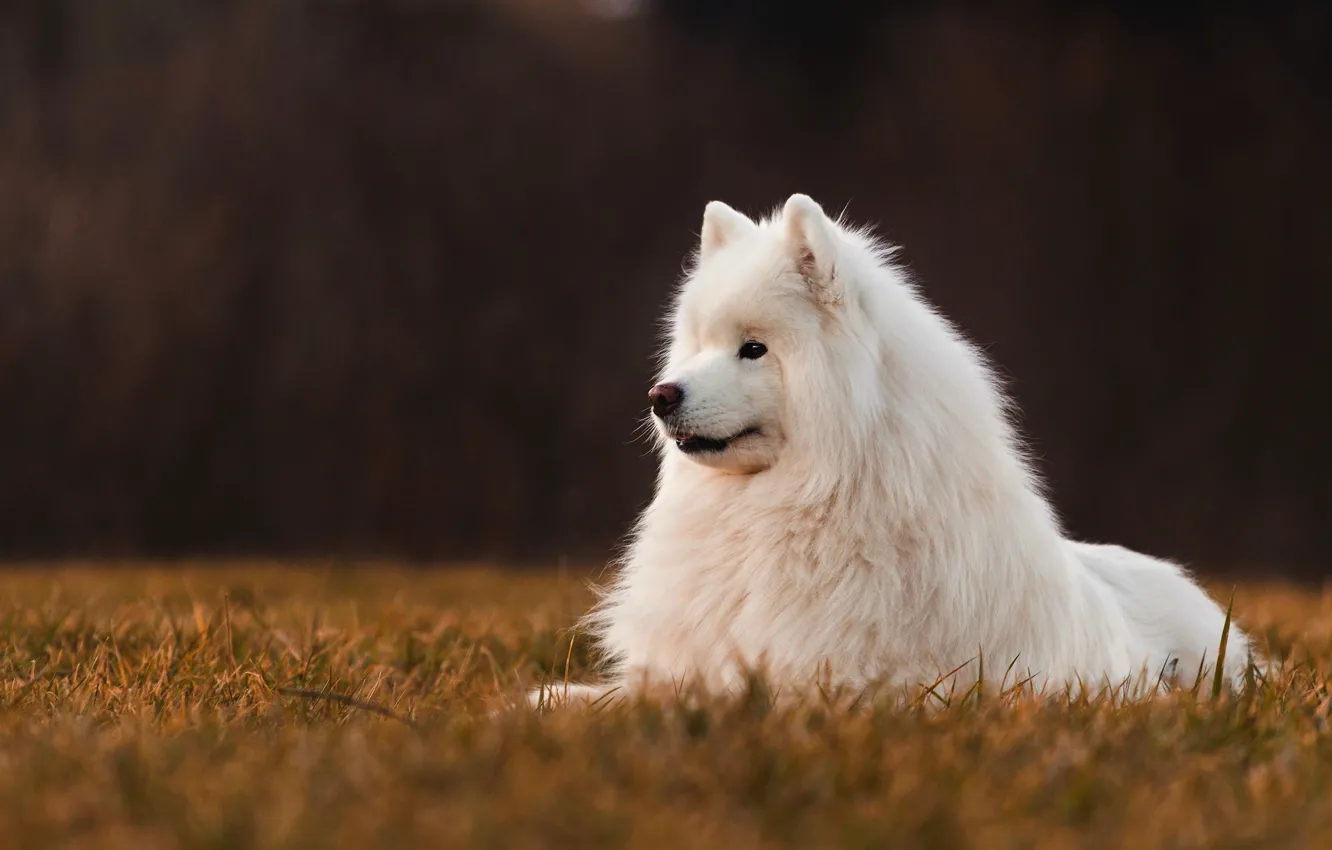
[[1, 563, 1330, 849]]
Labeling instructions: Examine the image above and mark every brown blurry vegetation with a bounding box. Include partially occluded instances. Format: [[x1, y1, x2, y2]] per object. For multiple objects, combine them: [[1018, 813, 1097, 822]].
[[0, 563, 1331, 847], [0, 0, 1328, 572]]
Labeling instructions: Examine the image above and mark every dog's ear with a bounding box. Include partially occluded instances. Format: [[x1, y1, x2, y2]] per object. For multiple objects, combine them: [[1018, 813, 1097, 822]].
[[783, 194, 842, 306], [700, 201, 756, 260]]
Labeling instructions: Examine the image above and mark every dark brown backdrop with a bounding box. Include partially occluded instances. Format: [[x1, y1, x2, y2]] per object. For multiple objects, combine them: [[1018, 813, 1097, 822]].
[[0, 0, 1328, 574]]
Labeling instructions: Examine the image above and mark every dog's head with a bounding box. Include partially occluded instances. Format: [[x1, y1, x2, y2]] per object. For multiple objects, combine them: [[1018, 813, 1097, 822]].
[[649, 194, 869, 475]]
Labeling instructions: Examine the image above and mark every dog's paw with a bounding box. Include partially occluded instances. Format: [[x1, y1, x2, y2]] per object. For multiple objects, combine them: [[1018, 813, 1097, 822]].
[[527, 682, 623, 711]]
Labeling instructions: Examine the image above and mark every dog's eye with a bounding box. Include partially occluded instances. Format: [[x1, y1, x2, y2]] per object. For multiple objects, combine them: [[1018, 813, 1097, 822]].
[[738, 341, 768, 360]]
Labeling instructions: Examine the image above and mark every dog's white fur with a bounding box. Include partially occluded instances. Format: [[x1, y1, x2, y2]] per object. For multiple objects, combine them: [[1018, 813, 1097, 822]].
[[532, 194, 1252, 709]]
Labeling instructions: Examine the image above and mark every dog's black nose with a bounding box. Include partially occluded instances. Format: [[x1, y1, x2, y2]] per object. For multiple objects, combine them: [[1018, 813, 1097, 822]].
[[648, 382, 683, 418]]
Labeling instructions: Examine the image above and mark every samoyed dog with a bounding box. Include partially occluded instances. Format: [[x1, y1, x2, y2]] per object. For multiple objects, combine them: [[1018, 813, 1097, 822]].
[[534, 193, 1253, 708]]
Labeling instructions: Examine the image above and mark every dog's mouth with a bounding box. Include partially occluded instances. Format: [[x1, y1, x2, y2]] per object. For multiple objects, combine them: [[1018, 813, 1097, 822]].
[[671, 427, 761, 454]]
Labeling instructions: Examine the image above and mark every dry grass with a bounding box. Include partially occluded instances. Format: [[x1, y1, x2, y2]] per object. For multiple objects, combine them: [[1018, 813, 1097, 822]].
[[1, 563, 1330, 849]]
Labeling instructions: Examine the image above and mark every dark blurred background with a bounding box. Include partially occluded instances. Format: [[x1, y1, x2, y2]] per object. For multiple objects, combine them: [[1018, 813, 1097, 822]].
[[0, 0, 1327, 575]]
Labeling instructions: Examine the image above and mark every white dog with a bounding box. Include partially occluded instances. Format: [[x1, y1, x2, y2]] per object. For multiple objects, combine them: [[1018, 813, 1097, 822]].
[[533, 193, 1253, 709]]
